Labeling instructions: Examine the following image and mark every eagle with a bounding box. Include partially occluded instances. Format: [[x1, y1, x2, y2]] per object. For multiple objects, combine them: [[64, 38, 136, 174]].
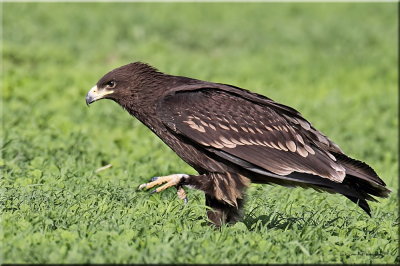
[[86, 62, 390, 226]]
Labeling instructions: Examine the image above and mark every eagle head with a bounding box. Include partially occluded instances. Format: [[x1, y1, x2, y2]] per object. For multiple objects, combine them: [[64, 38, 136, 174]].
[[85, 62, 163, 106]]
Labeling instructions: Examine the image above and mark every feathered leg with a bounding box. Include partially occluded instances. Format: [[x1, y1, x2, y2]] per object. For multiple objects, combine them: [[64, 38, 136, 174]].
[[205, 195, 245, 226], [183, 172, 250, 226]]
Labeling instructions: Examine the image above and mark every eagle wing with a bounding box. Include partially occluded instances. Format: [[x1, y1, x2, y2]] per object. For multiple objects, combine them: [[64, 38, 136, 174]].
[[158, 85, 347, 183]]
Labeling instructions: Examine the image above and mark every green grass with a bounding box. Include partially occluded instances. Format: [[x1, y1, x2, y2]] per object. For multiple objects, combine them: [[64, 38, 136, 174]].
[[2, 2, 398, 264]]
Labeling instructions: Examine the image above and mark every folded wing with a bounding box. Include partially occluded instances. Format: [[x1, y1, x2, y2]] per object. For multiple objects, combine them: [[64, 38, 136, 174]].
[[158, 87, 347, 183]]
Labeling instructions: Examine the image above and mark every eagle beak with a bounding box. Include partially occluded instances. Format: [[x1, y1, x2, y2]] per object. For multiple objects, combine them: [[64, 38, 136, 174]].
[[86, 85, 114, 105]]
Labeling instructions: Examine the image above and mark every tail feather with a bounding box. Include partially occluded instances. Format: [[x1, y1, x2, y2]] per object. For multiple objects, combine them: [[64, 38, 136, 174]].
[[252, 153, 391, 216], [336, 153, 391, 215], [334, 152, 387, 186], [344, 195, 371, 216], [335, 152, 391, 198]]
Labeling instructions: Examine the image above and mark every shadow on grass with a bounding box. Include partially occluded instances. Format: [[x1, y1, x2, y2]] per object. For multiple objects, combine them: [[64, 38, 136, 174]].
[[243, 213, 303, 231], [242, 210, 343, 232]]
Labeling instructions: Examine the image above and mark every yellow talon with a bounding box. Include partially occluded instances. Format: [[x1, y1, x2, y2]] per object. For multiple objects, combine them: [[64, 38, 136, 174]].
[[138, 174, 189, 202]]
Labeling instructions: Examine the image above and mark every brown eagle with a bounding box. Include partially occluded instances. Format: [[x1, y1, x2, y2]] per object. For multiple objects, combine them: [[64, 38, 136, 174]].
[[86, 62, 390, 226]]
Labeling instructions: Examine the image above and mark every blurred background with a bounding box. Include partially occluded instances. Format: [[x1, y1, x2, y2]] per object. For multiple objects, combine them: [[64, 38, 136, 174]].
[[2, 2, 398, 264]]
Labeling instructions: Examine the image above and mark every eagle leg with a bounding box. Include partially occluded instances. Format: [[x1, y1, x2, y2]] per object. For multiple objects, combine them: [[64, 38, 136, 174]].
[[205, 195, 244, 227], [177, 185, 188, 204], [180, 172, 250, 226], [138, 174, 189, 203], [139, 172, 249, 226]]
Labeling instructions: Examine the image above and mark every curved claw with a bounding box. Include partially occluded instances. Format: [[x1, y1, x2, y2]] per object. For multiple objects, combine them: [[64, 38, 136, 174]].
[[138, 183, 148, 190], [137, 176, 160, 190]]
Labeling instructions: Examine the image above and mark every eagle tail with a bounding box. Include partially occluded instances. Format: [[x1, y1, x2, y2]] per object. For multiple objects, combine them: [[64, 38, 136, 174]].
[[213, 149, 390, 216], [335, 152, 391, 216], [343, 195, 372, 216]]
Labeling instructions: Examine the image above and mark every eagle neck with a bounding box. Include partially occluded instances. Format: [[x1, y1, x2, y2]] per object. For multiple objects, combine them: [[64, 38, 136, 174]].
[[121, 84, 167, 136]]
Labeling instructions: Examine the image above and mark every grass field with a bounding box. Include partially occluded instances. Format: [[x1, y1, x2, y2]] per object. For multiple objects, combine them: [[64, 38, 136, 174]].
[[2, 2, 398, 264]]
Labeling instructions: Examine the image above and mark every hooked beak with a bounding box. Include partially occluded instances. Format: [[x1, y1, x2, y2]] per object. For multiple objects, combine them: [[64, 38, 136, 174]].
[[85, 85, 114, 105]]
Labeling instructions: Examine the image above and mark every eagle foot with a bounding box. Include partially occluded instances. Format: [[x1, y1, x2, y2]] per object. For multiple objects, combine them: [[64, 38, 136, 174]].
[[138, 174, 189, 203], [177, 185, 188, 204]]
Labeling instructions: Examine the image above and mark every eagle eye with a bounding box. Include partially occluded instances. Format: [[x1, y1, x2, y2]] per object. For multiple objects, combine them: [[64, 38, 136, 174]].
[[106, 80, 116, 89]]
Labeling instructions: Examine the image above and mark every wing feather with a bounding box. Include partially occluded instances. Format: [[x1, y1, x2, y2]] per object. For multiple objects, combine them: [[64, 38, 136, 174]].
[[158, 87, 346, 183]]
